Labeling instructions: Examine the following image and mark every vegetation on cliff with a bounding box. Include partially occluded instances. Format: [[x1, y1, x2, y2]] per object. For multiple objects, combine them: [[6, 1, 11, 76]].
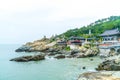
[[59, 16, 120, 38]]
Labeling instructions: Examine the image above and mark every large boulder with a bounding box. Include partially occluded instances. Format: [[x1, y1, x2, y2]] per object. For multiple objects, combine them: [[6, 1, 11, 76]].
[[117, 48, 120, 54], [10, 54, 45, 62], [77, 46, 99, 58], [109, 48, 116, 56], [54, 54, 65, 59], [96, 54, 120, 71], [96, 59, 120, 71], [15, 46, 31, 52], [77, 72, 120, 80], [76, 48, 99, 58]]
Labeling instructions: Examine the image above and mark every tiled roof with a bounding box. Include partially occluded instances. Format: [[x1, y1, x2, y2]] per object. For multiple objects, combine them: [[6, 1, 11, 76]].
[[100, 28, 120, 36], [69, 36, 84, 39]]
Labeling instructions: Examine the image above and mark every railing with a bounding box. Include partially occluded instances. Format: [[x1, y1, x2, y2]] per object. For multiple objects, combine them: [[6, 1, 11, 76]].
[[99, 42, 120, 49]]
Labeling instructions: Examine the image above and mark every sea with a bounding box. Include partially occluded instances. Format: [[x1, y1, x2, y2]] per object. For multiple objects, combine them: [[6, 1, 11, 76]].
[[0, 44, 102, 80]]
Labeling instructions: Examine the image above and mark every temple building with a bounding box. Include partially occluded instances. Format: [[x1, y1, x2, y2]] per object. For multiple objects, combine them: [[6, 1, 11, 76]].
[[100, 28, 120, 42], [68, 37, 85, 45]]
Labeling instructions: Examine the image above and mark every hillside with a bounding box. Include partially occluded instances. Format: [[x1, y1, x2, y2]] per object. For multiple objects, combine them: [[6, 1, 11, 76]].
[[60, 16, 120, 38]]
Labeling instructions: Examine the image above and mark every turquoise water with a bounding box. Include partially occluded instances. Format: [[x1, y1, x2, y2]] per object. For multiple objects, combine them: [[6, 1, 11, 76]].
[[0, 44, 102, 80]]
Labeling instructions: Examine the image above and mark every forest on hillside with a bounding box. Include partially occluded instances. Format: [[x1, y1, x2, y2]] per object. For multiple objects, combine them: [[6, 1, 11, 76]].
[[60, 16, 120, 38]]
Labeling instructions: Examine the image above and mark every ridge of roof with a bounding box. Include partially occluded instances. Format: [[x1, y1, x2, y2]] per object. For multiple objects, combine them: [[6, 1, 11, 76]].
[[100, 28, 120, 36]]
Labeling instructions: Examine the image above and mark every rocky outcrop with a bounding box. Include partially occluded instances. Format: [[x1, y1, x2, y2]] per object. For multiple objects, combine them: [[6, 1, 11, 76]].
[[15, 37, 100, 60], [49, 46, 100, 58], [76, 46, 99, 58], [99, 48, 118, 59], [15, 37, 56, 52], [15, 45, 100, 60], [96, 54, 120, 71], [96, 59, 120, 71], [77, 72, 120, 80], [15, 46, 31, 52], [10, 54, 45, 62]]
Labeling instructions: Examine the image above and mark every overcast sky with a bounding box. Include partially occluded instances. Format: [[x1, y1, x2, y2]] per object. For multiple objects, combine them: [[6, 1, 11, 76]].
[[0, 0, 120, 44]]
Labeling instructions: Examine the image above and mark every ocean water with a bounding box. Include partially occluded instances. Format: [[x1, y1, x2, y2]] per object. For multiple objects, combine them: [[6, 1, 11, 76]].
[[0, 44, 102, 80]]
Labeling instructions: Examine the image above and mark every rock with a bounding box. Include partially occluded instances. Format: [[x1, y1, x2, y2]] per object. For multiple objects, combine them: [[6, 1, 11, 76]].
[[54, 54, 65, 59], [82, 66, 86, 69], [117, 49, 120, 55], [79, 46, 87, 53], [90, 58, 93, 61], [66, 55, 73, 58], [76, 49, 99, 58], [96, 59, 120, 71], [114, 59, 120, 64], [10, 54, 45, 62], [74, 53, 84, 58], [71, 50, 80, 55], [85, 48, 99, 57], [99, 49, 110, 58], [46, 48, 59, 52], [85, 49, 93, 56], [15, 46, 31, 52], [47, 50, 67, 56], [15, 38, 54, 52], [56, 51, 63, 54], [15, 38, 99, 59], [109, 48, 116, 56], [99, 54, 108, 58], [47, 52, 57, 56], [77, 72, 120, 80], [77, 46, 99, 58]]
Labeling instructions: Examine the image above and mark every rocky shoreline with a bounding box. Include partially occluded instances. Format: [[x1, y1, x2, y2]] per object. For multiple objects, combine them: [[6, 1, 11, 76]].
[[77, 71, 120, 80], [10, 54, 45, 62], [11, 37, 120, 80], [96, 55, 120, 71], [11, 48, 99, 62], [10, 37, 100, 62]]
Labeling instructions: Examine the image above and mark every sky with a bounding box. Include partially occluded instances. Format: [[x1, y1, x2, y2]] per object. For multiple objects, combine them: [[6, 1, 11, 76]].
[[0, 0, 120, 44]]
